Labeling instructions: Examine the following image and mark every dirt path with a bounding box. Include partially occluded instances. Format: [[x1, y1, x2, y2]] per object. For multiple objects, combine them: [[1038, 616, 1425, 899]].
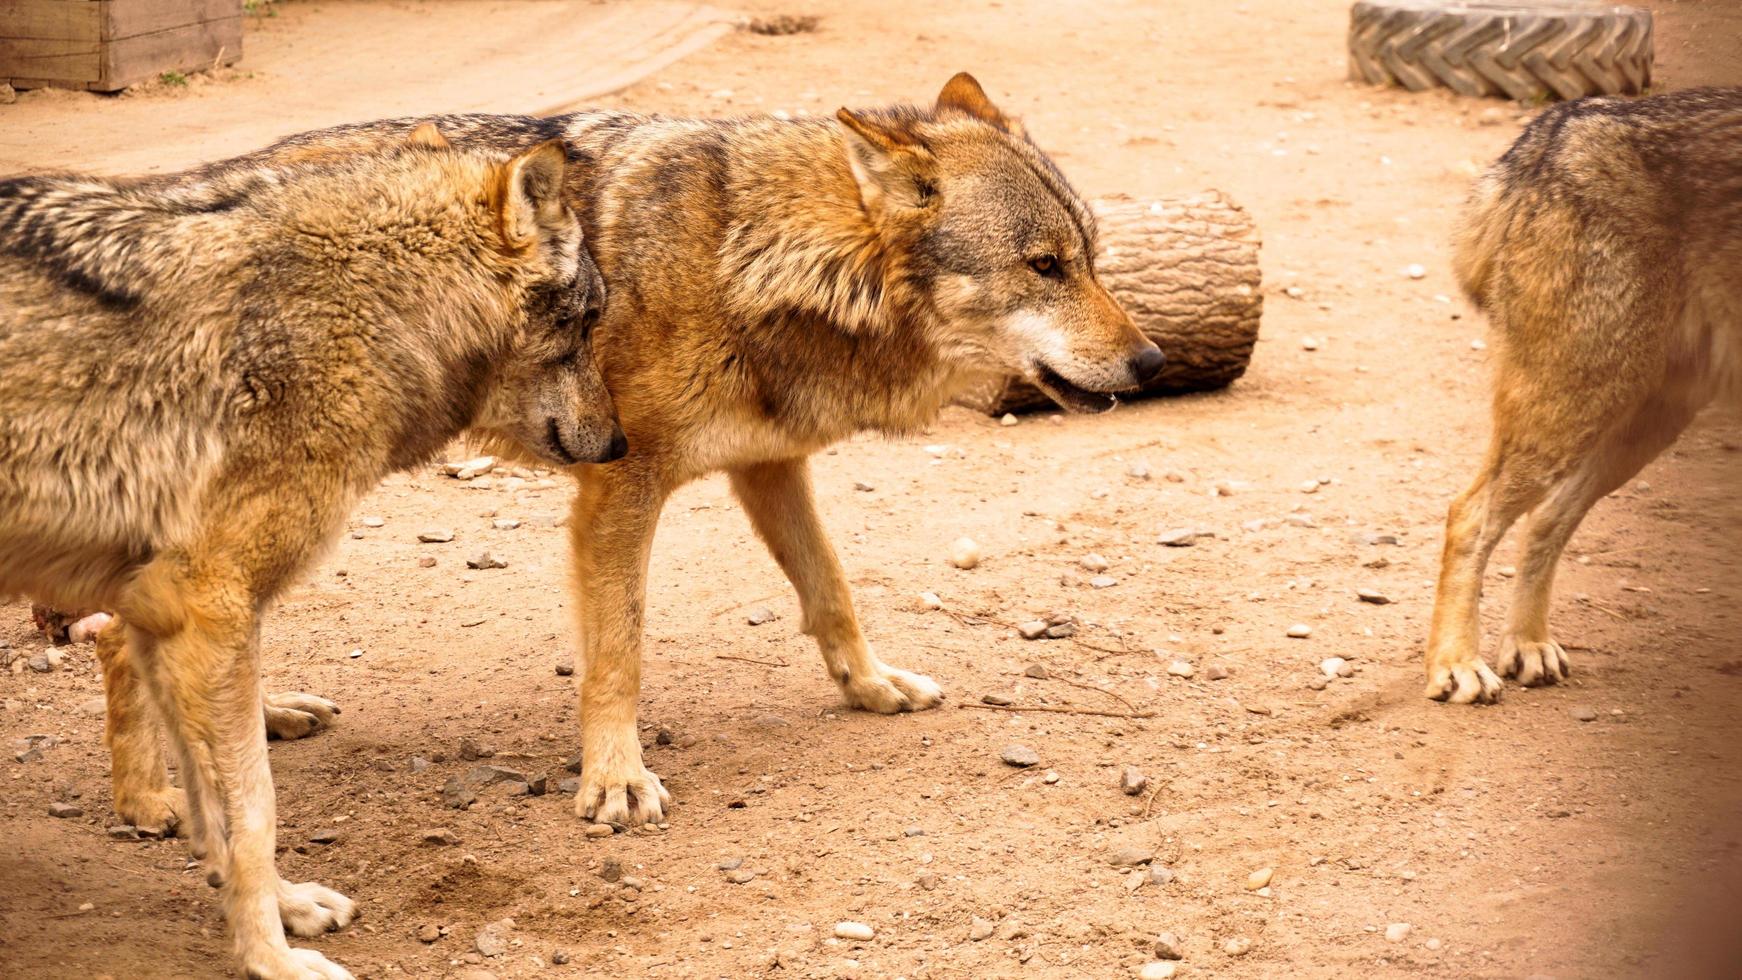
[[3, 2, 1740, 978]]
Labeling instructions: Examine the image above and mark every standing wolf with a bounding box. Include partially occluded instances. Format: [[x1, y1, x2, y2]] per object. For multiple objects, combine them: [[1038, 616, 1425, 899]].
[[96, 73, 1162, 829], [1, 127, 619, 979], [1425, 87, 1742, 704]]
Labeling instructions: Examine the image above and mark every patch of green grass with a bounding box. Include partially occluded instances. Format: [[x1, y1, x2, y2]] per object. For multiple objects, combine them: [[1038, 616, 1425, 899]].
[[158, 70, 188, 87]]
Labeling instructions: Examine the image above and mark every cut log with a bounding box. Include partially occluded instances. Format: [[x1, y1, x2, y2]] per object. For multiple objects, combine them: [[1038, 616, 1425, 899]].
[[960, 191, 1262, 415]]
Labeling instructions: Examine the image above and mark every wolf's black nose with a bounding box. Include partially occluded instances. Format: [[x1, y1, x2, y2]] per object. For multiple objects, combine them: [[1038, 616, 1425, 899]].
[[1130, 345, 1165, 383]]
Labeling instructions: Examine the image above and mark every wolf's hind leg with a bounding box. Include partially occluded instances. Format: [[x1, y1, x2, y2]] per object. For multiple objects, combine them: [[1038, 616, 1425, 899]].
[[96, 619, 188, 837], [729, 458, 944, 714], [1500, 394, 1700, 686]]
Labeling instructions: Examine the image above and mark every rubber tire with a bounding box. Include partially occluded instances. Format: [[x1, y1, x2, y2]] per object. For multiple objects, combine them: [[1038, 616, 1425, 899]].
[[1349, 2, 1653, 101]]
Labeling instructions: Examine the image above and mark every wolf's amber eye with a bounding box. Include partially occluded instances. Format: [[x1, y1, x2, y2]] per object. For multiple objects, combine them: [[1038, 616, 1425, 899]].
[[1028, 255, 1060, 278]]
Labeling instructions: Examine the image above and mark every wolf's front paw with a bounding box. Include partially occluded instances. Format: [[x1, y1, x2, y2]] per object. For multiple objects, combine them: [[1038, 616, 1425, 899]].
[[574, 762, 670, 827], [278, 880, 357, 937], [1496, 636, 1569, 687], [1424, 649, 1502, 705], [244, 946, 355, 980], [842, 663, 944, 714], [114, 784, 187, 838], [265, 692, 341, 740]]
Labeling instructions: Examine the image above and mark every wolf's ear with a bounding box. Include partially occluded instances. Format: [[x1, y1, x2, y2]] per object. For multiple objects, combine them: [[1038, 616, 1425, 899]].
[[407, 122, 451, 149], [496, 139, 569, 249], [836, 108, 937, 216], [935, 72, 1024, 139]]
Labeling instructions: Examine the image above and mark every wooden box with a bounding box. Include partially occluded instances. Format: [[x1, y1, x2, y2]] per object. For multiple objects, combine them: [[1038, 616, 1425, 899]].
[[2, 0, 242, 92]]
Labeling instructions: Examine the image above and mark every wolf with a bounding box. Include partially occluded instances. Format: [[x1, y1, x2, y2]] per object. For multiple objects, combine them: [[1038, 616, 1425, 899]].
[[95, 73, 1163, 830], [1, 125, 620, 979], [1424, 87, 1742, 705]]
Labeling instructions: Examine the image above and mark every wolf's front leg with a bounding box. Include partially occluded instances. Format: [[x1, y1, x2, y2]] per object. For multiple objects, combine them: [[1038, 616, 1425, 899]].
[[729, 458, 943, 714], [568, 461, 672, 826]]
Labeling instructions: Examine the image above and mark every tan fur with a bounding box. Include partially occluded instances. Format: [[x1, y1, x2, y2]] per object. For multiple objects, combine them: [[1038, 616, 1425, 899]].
[[1425, 88, 1742, 704], [1, 133, 619, 979]]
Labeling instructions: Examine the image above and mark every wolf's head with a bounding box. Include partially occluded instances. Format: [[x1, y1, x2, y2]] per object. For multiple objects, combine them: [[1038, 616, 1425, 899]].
[[455, 133, 625, 465], [837, 74, 1162, 411]]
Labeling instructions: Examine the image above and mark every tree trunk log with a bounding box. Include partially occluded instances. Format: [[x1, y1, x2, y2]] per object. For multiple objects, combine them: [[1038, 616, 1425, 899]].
[[959, 191, 1262, 415]]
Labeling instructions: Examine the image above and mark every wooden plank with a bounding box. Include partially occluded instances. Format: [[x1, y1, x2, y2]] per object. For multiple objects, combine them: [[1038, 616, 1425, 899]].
[[0, 0, 102, 42], [107, 0, 242, 42], [0, 35, 101, 84], [97, 14, 239, 89]]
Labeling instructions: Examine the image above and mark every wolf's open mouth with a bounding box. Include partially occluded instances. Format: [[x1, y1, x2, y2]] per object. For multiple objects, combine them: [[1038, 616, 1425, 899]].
[[1032, 363, 1118, 414]]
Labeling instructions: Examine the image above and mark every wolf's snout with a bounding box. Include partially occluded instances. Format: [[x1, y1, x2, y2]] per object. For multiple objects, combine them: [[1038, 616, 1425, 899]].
[[604, 424, 629, 462], [1129, 345, 1165, 384]]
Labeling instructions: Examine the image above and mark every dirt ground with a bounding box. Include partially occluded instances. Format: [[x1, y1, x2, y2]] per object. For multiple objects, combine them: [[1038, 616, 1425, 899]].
[[3, 1, 1741, 978]]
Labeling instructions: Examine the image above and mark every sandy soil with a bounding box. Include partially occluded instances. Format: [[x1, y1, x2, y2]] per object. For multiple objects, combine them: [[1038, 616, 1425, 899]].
[[3, 1, 1741, 978]]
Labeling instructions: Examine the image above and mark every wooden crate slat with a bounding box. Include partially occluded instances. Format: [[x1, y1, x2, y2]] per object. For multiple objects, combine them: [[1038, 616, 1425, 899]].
[[100, 14, 241, 89], [0, 1, 103, 42], [0, 35, 101, 83], [108, 0, 242, 42]]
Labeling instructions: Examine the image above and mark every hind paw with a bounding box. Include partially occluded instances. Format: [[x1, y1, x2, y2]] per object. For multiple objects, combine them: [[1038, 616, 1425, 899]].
[[1425, 651, 1502, 705], [265, 692, 341, 740], [1497, 636, 1569, 687]]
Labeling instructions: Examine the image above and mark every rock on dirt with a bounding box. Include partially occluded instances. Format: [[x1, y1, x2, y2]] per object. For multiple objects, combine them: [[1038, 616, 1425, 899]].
[[1017, 620, 1050, 640], [417, 923, 441, 943], [1356, 587, 1391, 604], [1320, 657, 1346, 678], [1001, 744, 1040, 768], [1167, 660, 1194, 678], [1158, 528, 1199, 547], [1246, 866, 1274, 890], [48, 802, 83, 818], [834, 921, 875, 941], [1121, 766, 1149, 796], [968, 916, 995, 941], [746, 607, 777, 625], [474, 917, 514, 957], [1570, 706, 1599, 722], [418, 528, 455, 543], [1139, 962, 1177, 979], [949, 536, 982, 569], [423, 828, 461, 846], [1108, 846, 1154, 867], [1153, 931, 1184, 960], [1385, 922, 1413, 943], [1081, 553, 1111, 572], [1224, 936, 1253, 956], [466, 552, 508, 570], [1287, 623, 1313, 638]]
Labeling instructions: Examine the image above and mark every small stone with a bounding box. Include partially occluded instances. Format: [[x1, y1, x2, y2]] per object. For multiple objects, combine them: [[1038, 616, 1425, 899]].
[[361, 516, 386, 528], [417, 923, 441, 943], [1366, 533, 1400, 546], [1307, 676, 1329, 691], [551, 949, 571, 965], [1204, 663, 1231, 681], [474, 918, 514, 957], [555, 661, 574, 676], [1090, 575, 1118, 589], [563, 751, 583, 773], [107, 825, 140, 840], [418, 556, 438, 568], [458, 737, 494, 761], [1336, 661, 1355, 678], [1356, 588, 1391, 605], [1153, 932, 1183, 960], [1385, 922, 1412, 943], [1246, 867, 1274, 890], [853, 481, 874, 492], [1081, 553, 1111, 572], [1109, 846, 1155, 868], [981, 693, 1014, 706], [467, 552, 507, 570], [1405, 263, 1427, 280], [834, 921, 875, 942], [441, 778, 477, 810], [725, 869, 757, 884], [968, 916, 995, 941], [1167, 660, 1194, 678], [746, 607, 777, 626], [27, 654, 51, 673], [1299, 479, 1319, 494], [1319, 658, 1347, 678], [1043, 770, 1060, 784], [1120, 766, 1148, 796], [492, 518, 521, 530], [1158, 528, 1199, 547], [1000, 744, 1040, 768], [1287, 624, 1313, 639], [1000, 413, 1019, 427], [1127, 461, 1152, 480], [1224, 936, 1252, 956], [556, 778, 581, 795], [1017, 620, 1049, 640], [1139, 962, 1177, 980], [418, 528, 455, 543], [0, 83, 15, 106], [1570, 706, 1598, 722], [1044, 622, 1077, 639], [1425, 937, 1443, 951], [919, 592, 943, 610], [423, 828, 461, 846], [1023, 664, 1049, 679], [1300, 336, 1320, 351], [1148, 864, 1176, 886], [949, 537, 981, 569], [599, 858, 623, 882], [308, 829, 341, 845], [48, 802, 83, 818], [995, 919, 1029, 940], [585, 823, 614, 838], [464, 764, 527, 789]]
